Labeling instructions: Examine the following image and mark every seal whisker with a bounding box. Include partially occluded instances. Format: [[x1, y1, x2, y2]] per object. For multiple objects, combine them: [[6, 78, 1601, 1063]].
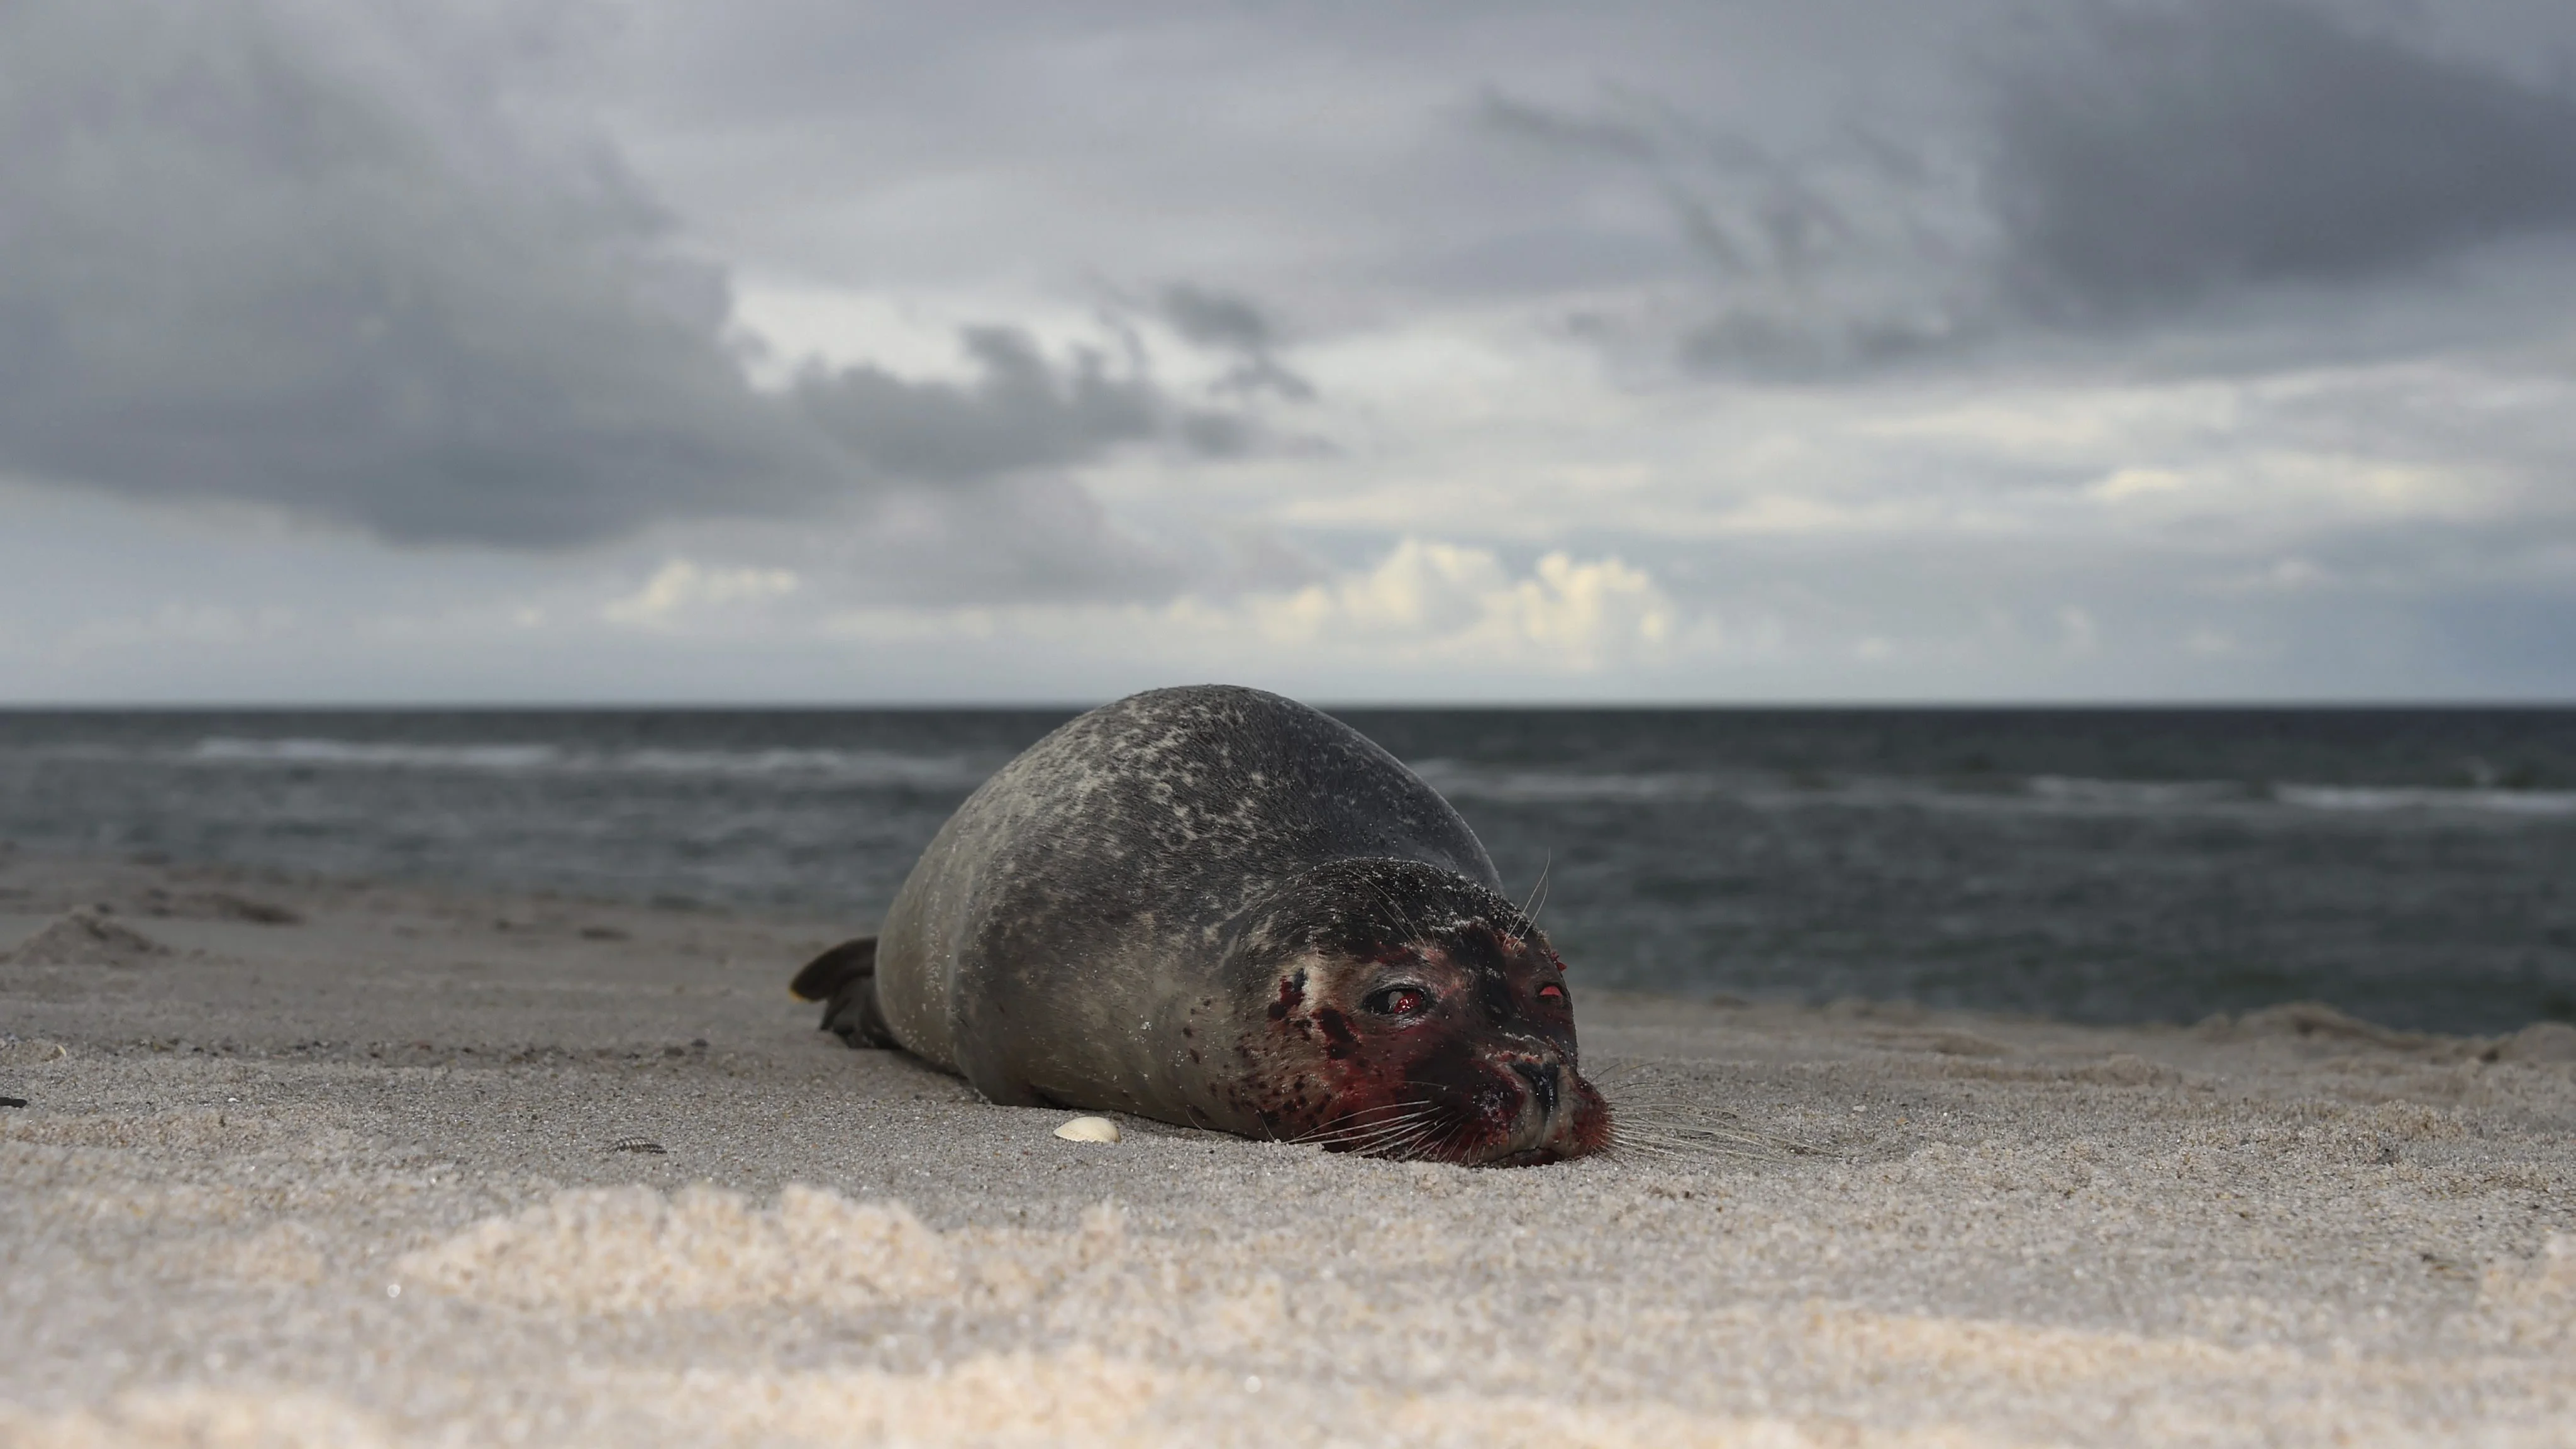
[[1292, 1104, 1441, 1148], [1602, 1115, 1818, 1160], [1357, 869, 1435, 955], [1615, 1106, 1810, 1145], [1288, 1099, 1439, 1136], [1358, 1104, 1458, 1147], [1345, 1128, 1433, 1160], [1298, 1108, 1442, 1145], [1319, 1110, 1450, 1155], [1519, 851, 1553, 928], [1585, 1071, 1821, 1162], [1355, 1116, 1450, 1162], [1389, 1124, 1454, 1162], [1606, 1132, 1777, 1163], [1606, 1092, 1813, 1138], [1423, 1116, 1485, 1165], [1297, 1099, 1428, 1126]]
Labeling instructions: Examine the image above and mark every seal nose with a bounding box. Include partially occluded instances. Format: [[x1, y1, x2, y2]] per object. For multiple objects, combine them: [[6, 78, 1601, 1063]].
[[1511, 1061, 1560, 1118]]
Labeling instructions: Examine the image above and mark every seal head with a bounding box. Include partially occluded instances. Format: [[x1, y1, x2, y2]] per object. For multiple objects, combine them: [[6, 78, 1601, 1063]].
[[1212, 857, 1608, 1164]]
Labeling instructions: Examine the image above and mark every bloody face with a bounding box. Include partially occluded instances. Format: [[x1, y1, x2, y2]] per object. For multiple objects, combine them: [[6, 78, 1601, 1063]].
[[1221, 863, 1613, 1165]]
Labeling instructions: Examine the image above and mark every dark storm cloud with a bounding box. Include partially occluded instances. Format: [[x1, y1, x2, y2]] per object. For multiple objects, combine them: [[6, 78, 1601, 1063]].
[[0, 0, 1248, 556], [796, 322, 1269, 479], [794, 328, 1160, 482], [0, 1, 818, 548], [1468, 1, 2576, 377], [1985, 1, 2576, 319], [1472, 84, 1998, 377], [1157, 286, 1315, 402], [1158, 287, 1274, 356], [1472, 91, 1819, 282]]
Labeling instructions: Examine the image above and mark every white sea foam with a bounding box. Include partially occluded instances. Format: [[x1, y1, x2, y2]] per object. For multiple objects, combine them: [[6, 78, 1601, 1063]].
[[2272, 783, 2576, 816], [1416, 761, 2576, 823], [2024, 775, 2252, 808], [613, 747, 983, 786], [191, 738, 564, 771], [182, 737, 991, 787], [1407, 761, 1742, 804]]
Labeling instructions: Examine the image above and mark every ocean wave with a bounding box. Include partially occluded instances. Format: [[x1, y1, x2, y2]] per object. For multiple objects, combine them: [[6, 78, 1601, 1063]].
[[1413, 761, 2576, 821], [608, 748, 990, 786], [1413, 761, 2228, 813], [2272, 784, 2576, 816], [2024, 775, 2256, 808], [184, 737, 994, 787], [191, 738, 564, 770], [1406, 761, 1742, 804], [32, 740, 2569, 821]]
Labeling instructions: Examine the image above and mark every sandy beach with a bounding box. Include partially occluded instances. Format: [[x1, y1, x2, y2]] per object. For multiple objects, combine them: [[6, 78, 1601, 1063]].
[[4, 847, 2573, 1448]]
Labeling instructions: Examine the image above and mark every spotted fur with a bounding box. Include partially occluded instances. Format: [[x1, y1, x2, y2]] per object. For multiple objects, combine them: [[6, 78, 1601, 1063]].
[[794, 685, 1609, 1165]]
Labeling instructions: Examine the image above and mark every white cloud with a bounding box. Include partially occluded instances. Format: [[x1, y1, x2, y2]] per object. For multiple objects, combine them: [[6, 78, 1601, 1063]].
[[2089, 467, 2191, 502], [1255, 539, 1503, 640], [602, 559, 802, 628], [1243, 539, 1673, 667], [824, 539, 1679, 677]]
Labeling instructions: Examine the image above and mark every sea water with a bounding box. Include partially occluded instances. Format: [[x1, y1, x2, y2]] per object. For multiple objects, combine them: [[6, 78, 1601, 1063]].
[[2, 707, 2569, 1035]]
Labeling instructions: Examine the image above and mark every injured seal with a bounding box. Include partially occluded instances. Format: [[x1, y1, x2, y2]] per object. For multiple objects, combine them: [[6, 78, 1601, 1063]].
[[791, 684, 1609, 1165]]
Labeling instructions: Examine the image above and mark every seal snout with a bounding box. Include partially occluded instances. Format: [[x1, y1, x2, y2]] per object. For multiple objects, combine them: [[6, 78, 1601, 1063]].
[[1486, 1050, 1612, 1165], [1511, 1060, 1561, 1118]]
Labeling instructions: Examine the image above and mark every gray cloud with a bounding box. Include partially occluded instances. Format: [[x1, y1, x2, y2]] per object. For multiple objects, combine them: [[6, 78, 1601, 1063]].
[[1, 0, 2569, 701], [1479, 3, 2576, 378], [0, 0, 1250, 561], [796, 328, 1159, 482], [1158, 286, 1275, 354], [0, 1, 818, 548], [848, 474, 1195, 606], [1474, 91, 1660, 164], [1985, 1, 2576, 319], [1474, 90, 1855, 286], [1157, 285, 1315, 401], [1474, 86, 2002, 379]]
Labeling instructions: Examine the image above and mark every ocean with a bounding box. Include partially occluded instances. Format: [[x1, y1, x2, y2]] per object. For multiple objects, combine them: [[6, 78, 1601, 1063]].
[[3, 706, 2570, 1035]]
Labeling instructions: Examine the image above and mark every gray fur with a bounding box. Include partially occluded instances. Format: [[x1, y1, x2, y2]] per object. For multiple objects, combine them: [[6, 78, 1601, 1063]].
[[872, 684, 1501, 1116]]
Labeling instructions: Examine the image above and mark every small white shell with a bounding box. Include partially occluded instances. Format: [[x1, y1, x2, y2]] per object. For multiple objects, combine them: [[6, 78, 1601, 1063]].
[[1053, 1115, 1122, 1143]]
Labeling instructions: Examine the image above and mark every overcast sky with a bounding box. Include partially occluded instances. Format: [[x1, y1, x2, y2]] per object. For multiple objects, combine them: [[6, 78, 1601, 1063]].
[[4, 0, 2572, 703]]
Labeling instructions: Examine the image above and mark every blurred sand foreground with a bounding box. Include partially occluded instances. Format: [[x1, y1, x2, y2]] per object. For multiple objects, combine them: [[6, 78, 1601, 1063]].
[[3, 850, 2573, 1448]]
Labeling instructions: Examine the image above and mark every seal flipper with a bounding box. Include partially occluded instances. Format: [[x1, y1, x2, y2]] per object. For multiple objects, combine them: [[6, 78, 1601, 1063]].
[[789, 937, 899, 1049]]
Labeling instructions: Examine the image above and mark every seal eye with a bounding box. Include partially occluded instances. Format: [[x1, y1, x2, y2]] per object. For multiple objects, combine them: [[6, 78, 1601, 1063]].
[[1536, 982, 1567, 1003], [1363, 985, 1431, 1018]]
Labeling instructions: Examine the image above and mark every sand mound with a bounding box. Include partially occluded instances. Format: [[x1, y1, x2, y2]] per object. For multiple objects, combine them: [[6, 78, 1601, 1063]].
[[186, 891, 304, 926], [0, 1357, 1875, 1449], [2492, 1021, 2576, 1064], [394, 1184, 958, 1313], [2204, 1001, 2428, 1048], [0, 1389, 394, 1449], [2476, 1234, 2576, 1352], [632, 1352, 1863, 1449], [2, 906, 172, 967], [0, 1036, 70, 1067]]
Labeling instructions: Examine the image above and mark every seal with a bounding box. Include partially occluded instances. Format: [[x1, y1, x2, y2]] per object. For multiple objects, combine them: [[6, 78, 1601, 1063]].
[[791, 684, 1610, 1165]]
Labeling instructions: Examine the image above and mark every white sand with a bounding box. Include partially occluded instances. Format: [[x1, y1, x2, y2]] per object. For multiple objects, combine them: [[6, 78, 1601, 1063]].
[[3, 848, 2573, 1447]]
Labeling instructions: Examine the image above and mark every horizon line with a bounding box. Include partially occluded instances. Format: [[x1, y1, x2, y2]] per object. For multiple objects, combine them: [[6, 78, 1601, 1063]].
[[3, 697, 2573, 713]]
